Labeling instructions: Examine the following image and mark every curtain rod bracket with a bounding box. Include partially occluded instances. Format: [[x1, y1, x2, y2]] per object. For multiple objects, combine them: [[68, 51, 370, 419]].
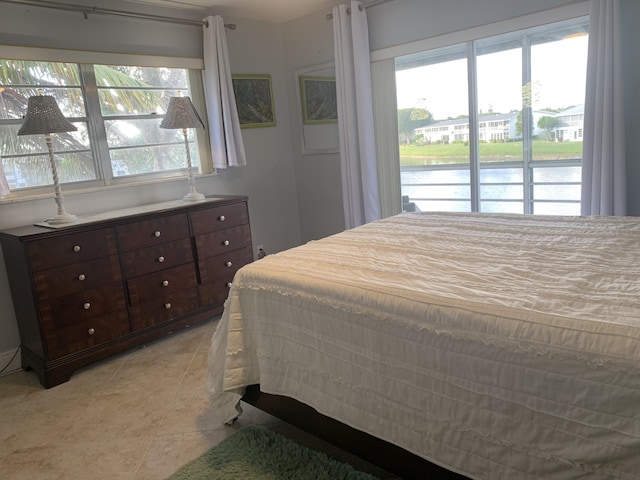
[[326, 0, 391, 20]]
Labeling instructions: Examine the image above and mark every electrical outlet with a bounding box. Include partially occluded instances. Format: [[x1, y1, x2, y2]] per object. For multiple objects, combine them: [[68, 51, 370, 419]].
[[257, 244, 266, 259], [256, 244, 263, 254]]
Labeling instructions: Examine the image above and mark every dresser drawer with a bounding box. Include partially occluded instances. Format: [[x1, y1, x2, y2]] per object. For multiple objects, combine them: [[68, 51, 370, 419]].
[[199, 278, 235, 306], [195, 224, 252, 260], [121, 238, 193, 278], [34, 255, 122, 300], [117, 213, 189, 252], [127, 263, 197, 305], [199, 246, 253, 284], [191, 202, 249, 236], [27, 227, 117, 271], [40, 283, 128, 330], [129, 288, 199, 331], [44, 309, 130, 359]]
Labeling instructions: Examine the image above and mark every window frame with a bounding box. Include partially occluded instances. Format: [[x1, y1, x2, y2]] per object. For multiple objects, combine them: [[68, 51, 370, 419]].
[[370, 3, 591, 217], [0, 46, 211, 201]]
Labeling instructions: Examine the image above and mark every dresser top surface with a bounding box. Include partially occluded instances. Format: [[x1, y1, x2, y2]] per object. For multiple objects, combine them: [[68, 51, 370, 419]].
[[0, 195, 247, 240]]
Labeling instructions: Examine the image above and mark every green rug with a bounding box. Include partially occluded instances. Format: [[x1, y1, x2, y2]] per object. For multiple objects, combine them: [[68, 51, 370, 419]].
[[166, 425, 380, 480]]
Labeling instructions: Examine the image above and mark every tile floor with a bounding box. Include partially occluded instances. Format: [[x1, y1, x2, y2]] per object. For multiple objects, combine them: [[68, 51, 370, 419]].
[[0, 317, 397, 480]]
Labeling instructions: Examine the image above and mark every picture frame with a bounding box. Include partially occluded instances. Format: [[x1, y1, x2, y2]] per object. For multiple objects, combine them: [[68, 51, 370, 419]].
[[294, 63, 339, 155], [231, 74, 276, 128], [299, 75, 338, 125]]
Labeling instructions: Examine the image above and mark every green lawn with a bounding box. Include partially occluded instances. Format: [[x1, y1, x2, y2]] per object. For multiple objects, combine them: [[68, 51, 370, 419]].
[[400, 141, 583, 166]]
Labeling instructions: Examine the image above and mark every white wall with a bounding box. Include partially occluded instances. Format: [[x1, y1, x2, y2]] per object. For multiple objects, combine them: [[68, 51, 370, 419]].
[[0, 1, 301, 367], [367, 0, 585, 52]]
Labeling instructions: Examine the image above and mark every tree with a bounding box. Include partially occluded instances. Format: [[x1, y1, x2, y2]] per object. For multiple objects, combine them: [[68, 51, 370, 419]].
[[398, 107, 433, 144], [515, 109, 534, 138], [537, 116, 558, 141]]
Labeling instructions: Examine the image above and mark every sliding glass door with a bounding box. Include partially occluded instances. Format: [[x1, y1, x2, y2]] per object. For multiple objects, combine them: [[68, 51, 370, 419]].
[[395, 16, 589, 215]]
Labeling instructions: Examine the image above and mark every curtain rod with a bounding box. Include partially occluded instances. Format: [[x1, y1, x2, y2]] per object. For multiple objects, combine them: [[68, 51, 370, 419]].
[[326, 0, 394, 20], [0, 0, 237, 29]]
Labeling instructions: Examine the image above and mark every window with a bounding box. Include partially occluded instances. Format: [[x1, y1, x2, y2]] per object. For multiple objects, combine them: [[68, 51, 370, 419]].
[[0, 59, 206, 195], [396, 16, 589, 215]]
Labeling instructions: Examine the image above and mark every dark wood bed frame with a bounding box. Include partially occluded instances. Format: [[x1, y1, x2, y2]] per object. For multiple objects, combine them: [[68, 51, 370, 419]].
[[242, 385, 470, 479]]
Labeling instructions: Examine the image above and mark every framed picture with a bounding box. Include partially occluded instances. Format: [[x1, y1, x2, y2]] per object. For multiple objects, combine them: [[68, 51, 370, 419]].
[[299, 75, 338, 125], [231, 74, 276, 128]]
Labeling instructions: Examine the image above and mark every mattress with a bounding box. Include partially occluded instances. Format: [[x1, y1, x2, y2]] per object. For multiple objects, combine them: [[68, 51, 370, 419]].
[[207, 212, 640, 479]]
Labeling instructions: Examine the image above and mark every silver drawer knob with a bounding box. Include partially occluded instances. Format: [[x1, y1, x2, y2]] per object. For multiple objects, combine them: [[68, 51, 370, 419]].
[[158, 256, 165, 263], [73, 245, 81, 253], [223, 240, 230, 246], [154, 231, 161, 237], [219, 215, 226, 221], [83, 302, 91, 310], [162, 280, 169, 287], [88, 328, 95, 335], [226, 261, 232, 267], [78, 274, 86, 281], [226, 282, 232, 288], [164, 303, 172, 309]]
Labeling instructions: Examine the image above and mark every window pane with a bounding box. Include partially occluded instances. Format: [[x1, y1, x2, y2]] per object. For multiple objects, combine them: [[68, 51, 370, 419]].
[[533, 165, 581, 182], [110, 144, 188, 177], [531, 23, 588, 161], [533, 202, 580, 216], [98, 89, 166, 116], [396, 44, 470, 212], [481, 201, 524, 214], [95, 66, 188, 88], [3, 150, 95, 189], [476, 46, 522, 152], [0, 60, 81, 87], [104, 117, 166, 148], [1, 59, 95, 191], [95, 64, 198, 179]]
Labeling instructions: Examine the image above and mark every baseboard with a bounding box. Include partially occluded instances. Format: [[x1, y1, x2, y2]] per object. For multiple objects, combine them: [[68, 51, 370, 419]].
[[0, 346, 21, 378]]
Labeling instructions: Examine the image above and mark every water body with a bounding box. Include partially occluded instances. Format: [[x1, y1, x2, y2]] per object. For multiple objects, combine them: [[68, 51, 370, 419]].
[[400, 162, 581, 215]]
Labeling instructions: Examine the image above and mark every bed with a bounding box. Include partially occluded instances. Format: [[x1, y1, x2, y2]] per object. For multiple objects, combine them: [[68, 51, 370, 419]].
[[206, 211, 640, 479]]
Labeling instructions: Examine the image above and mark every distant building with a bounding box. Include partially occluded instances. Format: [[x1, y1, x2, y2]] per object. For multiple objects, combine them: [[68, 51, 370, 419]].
[[553, 104, 584, 142], [413, 106, 584, 143]]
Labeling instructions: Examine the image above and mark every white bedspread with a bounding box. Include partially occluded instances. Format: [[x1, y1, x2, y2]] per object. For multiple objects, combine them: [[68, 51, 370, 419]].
[[207, 212, 640, 479]]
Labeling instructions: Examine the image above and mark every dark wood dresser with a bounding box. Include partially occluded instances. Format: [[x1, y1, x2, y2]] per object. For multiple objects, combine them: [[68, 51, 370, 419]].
[[0, 195, 252, 388]]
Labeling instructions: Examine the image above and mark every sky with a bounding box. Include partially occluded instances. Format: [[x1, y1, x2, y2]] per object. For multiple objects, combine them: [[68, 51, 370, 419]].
[[395, 36, 588, 120]]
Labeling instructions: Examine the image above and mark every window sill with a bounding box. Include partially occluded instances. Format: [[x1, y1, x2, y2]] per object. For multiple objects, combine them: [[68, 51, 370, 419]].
[[0, 172, 219, 206]]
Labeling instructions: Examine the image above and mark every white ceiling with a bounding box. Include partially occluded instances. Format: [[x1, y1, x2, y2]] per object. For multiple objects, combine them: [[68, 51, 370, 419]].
[[122, 0, 337, 23]]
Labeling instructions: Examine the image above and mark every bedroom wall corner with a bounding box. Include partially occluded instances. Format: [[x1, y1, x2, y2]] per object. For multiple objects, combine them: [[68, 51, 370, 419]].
[[282, 10, 347, 243]]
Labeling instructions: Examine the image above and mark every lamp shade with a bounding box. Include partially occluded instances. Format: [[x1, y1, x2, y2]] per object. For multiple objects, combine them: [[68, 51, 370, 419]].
[[160, 96, 204, 130], [17, 95, 77, 136]]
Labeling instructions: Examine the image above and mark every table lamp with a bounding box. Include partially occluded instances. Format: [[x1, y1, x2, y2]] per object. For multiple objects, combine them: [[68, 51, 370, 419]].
[[18, 94, 78, 225], [160, 95, 205, 202]]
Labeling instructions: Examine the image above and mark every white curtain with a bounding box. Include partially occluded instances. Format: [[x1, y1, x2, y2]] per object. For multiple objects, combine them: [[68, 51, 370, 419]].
[[202, 15, 246, 168], [581, 0, 626, 216], [0, 155, 9, 198], [333, 1, 381, 229]]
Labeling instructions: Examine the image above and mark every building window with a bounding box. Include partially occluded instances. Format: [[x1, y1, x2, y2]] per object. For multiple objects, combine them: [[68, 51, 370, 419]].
[[0, 59, 206, 195], [396, 16, 588, 215]]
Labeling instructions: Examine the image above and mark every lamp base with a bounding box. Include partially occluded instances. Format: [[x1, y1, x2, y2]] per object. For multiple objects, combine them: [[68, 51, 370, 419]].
[[46, 212, 78, 225], [183, 192, 206, 202]]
